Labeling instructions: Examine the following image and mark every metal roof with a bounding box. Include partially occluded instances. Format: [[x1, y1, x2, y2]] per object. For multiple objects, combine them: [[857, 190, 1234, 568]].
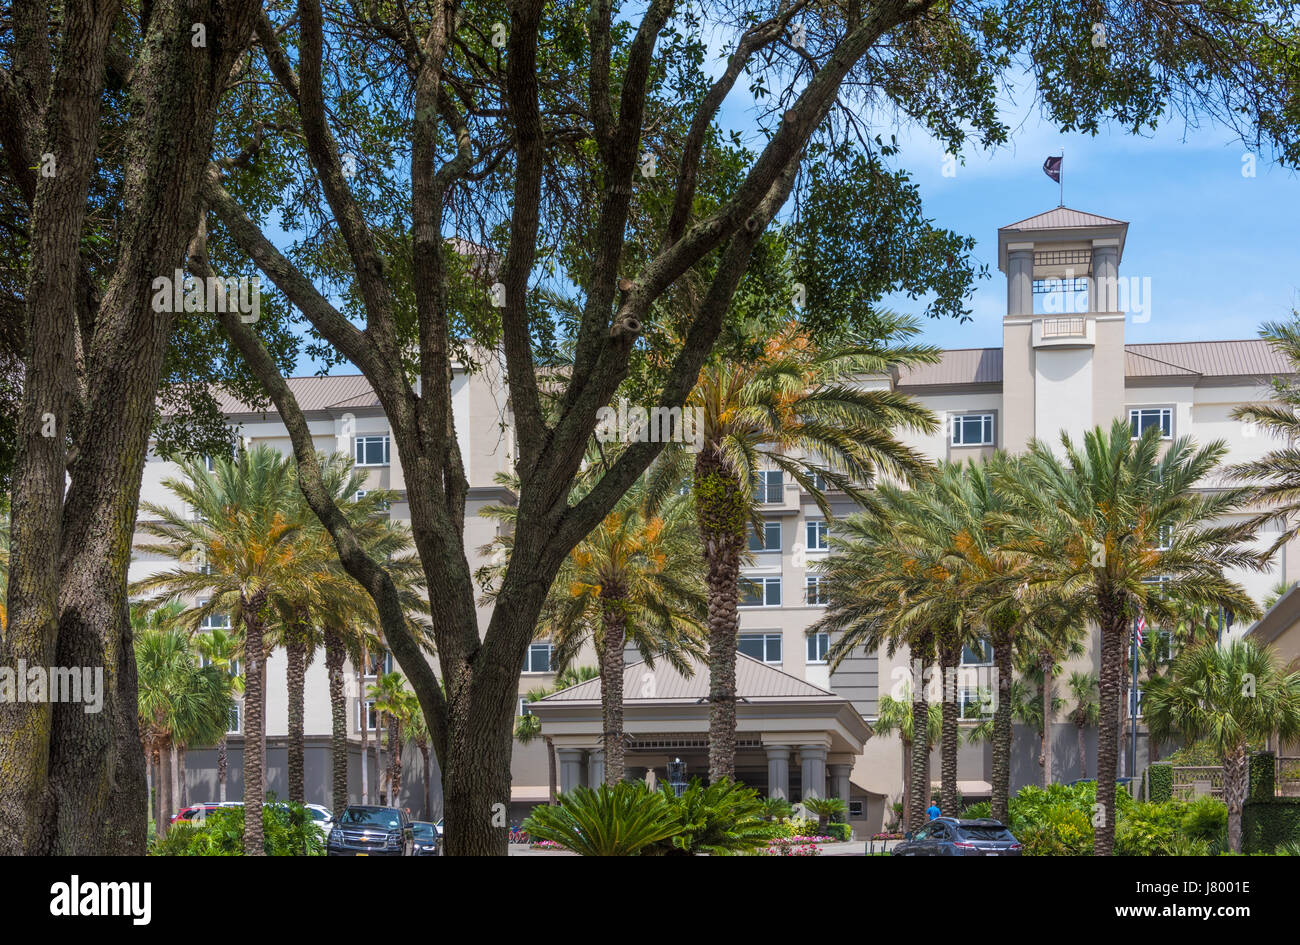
[[1000, 207, 1128, 231], [209, 374, 381, 414], [537, 653, 841, 704], [898, 339, 1292, 389]]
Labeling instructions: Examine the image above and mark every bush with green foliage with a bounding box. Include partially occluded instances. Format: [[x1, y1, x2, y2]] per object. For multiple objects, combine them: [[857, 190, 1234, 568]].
[[1249, 752, 1276, 801], [825, 822, 852, 842], [1241, 797, 1300, 854], [522, 778, 778, 856], [149, 802, 325, 856], [1115, 802, 1187, 856], [1144, 763, 1173, 803], [1181, 796, 1228, 844]]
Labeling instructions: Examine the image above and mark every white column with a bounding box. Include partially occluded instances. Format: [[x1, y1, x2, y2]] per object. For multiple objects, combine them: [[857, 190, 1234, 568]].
[[556, 748, 586, 794], [1091, 240, 1121, 313], [588, 749, 605, 788], [1006, 244, 1035, 316], [766, 746, 791, 801], [799, 745, 827, 801]]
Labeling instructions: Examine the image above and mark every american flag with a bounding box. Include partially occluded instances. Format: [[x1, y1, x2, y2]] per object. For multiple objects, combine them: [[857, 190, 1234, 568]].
[[1136, 611, 1147, 647]]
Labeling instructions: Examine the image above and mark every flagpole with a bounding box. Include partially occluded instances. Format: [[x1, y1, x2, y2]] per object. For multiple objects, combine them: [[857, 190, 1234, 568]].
[[1059, 148, 1064, 206], [1129, 617, 1139, 782]]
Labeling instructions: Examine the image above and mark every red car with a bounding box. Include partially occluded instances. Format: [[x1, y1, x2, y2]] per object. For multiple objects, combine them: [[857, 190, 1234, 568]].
[[170, 803, 225, 825]]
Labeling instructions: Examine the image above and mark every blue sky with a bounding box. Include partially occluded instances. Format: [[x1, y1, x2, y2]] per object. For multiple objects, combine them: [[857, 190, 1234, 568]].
[[288, 38, 1300, 372], [876, 118, 1300, 351]]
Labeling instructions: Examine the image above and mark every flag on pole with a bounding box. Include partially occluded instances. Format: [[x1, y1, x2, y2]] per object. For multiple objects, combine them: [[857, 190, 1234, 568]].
[[1043, 155, 1063, 183], [1136, 611, 1147, 647]]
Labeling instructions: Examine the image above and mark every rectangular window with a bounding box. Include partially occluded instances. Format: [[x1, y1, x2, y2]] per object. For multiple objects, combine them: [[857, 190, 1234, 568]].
[[523, 642, 553, 674], [740, 576, 782, 607], [806, 519, 829, 551], [227, 702, 242, 735], [958, 686, 994, 720], [354, 435, 391, 466], [738, 632, 782, 664], [961, 639, 993, 666], [1129, 407, 1173, 439], [951, 413, 995, 447], [198, 600, 231, 631], [753, 470, 783, 504], [848, 801, 863, 817], [806, 631, 830, 663], [805, 576, 829, 607], [748, 521, 781, 553], [357, 699, 378, 732]]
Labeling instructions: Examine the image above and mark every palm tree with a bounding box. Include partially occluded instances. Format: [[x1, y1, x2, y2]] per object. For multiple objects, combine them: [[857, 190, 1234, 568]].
[[997, 419, 1265, 854], [654, 317, 938, 781], [132, 445, 305, 855], [369, 671, 411, 804], [484, 475, 707, 786], [135, 618, 233, 838], [1230, 315, 1300, 550], [872, 688, 940, 823], [514, 666, 599, 804], [1017, 609, 1085, 787], [404, 690, 435, 820], [1067, 671, 1100, 779], [1143, 638, 1300, 852], [192, 627, 245, 803]]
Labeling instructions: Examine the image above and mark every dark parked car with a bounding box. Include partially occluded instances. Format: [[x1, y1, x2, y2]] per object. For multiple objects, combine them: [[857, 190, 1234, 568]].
[[411, 821, 442, 856], [891, 817, 1022, 856], [326, 805, 415, 856]]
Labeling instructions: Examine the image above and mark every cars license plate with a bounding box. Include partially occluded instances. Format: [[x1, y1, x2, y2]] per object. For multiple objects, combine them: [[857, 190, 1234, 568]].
[[356, 853, 368, 856]]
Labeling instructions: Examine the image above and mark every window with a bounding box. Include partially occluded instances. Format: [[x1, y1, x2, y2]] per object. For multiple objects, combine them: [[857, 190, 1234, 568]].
[[951, 413, 995, 447], [354, 434, 391, 466], [523, 642, 553, 673], [805, 576, 829, 607], [848, 801, 863, 817], [806, 631, 830, 663], [961, 639, 993, 666], [959, 686, 993, 720], [809, 472, 829, 492], [227, 702, 242, 735], [357, 699, 378, 731], [753, 470, 783, 504], [518, 697, 532, 717], [198, 601, 231, 631], [738, 632, 782, 664], [749, 521, 781, 553], [1129, 407, 1172, 439], [364, 651, 394, 677], [740, 576, 782, 607], [806, 519, 829, 551]]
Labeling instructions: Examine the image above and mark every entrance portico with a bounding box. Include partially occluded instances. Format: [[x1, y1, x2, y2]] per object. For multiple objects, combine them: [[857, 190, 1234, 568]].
[[527, 653, 872, 803]]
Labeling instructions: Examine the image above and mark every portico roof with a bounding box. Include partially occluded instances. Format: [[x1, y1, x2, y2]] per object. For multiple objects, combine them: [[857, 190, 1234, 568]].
[[528, 653, 873, 756]]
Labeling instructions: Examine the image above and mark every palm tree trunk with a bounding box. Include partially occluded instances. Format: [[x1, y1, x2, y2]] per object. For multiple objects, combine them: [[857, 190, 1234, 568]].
[[909, 660, 931, 832], [389, 717, 403, 802], [241, 598, 268, 856], [1077, 723, 1088, 779], [169, 742, 180, 823], [286, 630, 307, 804], [358, 659, 370, 805], [1224, 745, 1248, 853], [179, 745, 188, 808], [375, 716, 385, 804], [1095, 604, 1126, 856], [153, 748, 167, 841], [218, 734, 229, 803], [599, 601, 628, 785], [325, 629, 348, 812], [939, 641, 960, 816], [420, 744, 432, 820], [545, 735, 557, 805], [1041, 659, 1054, 788], [900, 739, 911, 827], [991, 639, 1014, 823], [696, 457, 746, 783], [145, 749, 154, 830]]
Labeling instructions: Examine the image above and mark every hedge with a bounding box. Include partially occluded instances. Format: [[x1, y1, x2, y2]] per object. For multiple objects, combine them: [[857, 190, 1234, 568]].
[[1249, 752, 1275, 801], [1145, 763, 1173, 803], [825, 822, 852, 842], [1242, 797, 1300, 853]]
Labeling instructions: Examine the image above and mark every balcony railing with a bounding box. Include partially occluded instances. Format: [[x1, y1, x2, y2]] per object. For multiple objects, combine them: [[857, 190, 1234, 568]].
[[1040, 316, 1086, 338]]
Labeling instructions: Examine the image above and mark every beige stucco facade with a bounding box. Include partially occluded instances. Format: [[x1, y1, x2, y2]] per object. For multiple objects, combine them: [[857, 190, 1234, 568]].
[[135, 205, 1300, 831]]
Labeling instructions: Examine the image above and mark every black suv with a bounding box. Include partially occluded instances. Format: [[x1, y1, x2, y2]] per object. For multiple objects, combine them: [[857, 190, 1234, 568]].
[[891, 817, 1022, 856], [326, 806, 415, 856]]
